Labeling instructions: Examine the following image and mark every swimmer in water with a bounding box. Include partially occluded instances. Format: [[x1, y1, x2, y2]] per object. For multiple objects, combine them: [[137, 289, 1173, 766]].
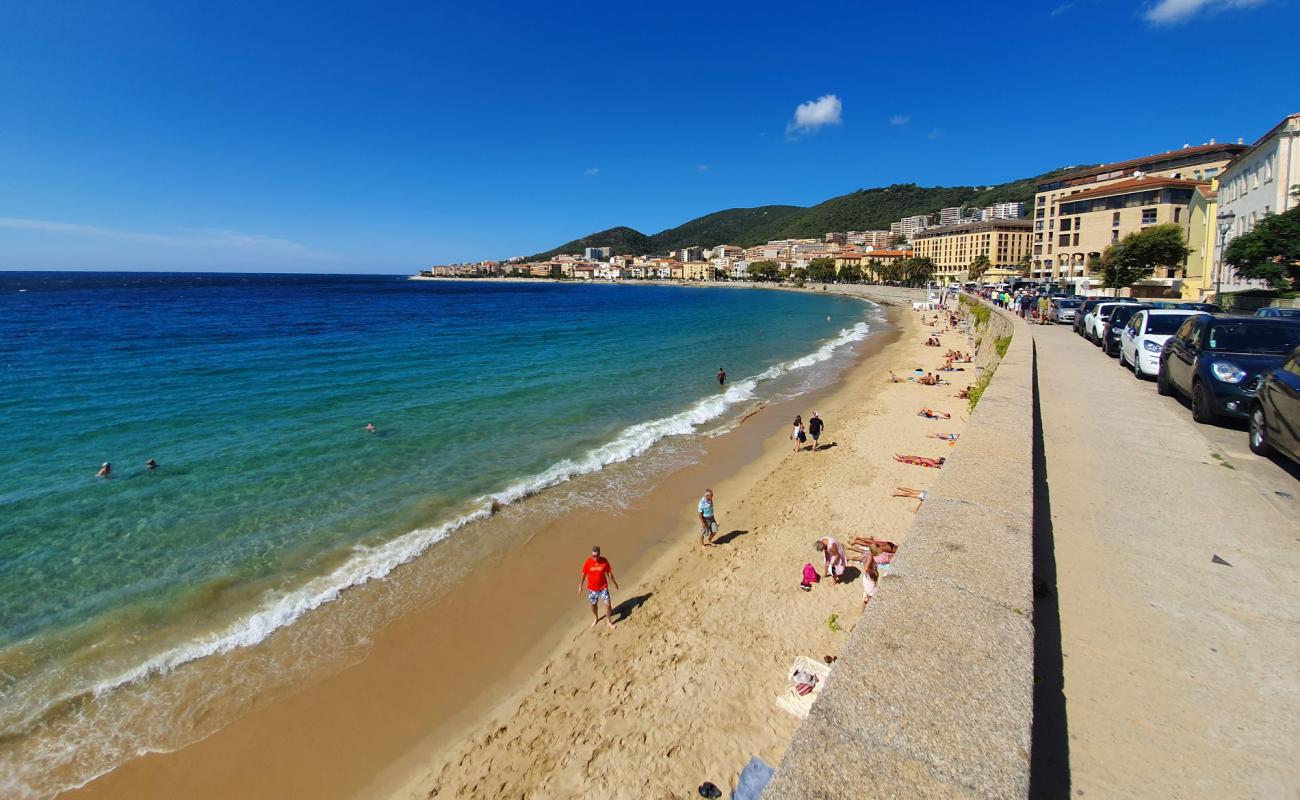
[[364, 422, 376, 433], [97, 462, 111, 478], [145, 458, 158, 470], [717, 367, 726, 386]]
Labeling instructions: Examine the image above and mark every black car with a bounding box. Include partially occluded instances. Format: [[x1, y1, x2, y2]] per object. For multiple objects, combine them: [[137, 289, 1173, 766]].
[[1157, 316, 1300, 423], [1250, 346, 1300, 465], [1101, 304, 1148, 357]]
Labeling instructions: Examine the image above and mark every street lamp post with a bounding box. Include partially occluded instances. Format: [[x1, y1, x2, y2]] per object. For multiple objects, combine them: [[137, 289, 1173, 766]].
[[1215, 211, 1236, 303]]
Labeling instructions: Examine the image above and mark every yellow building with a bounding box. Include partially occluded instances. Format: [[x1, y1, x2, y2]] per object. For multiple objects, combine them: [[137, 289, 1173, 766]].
[[1030, 142, 1245, 280], [833, 249, 912, 282], [911, 220, 1033, 284], [1053, 175, 1203, 295], [1181, 182, 1218, 300], [682, 261, 713, 281]]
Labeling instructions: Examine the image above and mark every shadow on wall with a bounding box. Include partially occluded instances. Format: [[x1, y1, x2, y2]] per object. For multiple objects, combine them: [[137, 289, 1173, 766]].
[[1029, 340, 1071, 798]]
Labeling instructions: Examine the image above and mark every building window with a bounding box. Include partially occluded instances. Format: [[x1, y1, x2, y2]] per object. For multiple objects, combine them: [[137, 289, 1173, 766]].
[[1111, 229, 1120, 243], [1072, 233, 1080, 246], [1112, 211, 1121, 227], [1264, 156, 1273, 183], [1058, 233, 1069, 247], [1173, 208, 1181, 223], [1037, 196, 1046, 206], [1141, 208, 1157, 225], [1060, 218, 1072, 232], [1252, 163, 1260, 189], [1047, 243, 1053, 254]]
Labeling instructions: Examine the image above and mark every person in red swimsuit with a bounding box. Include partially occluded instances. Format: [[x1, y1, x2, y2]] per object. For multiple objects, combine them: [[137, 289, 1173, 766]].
[[580, 545, 619, 629]]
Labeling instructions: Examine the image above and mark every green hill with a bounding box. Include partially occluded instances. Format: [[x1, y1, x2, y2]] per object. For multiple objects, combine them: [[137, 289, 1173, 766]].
[[529, 166, 1085, 259]]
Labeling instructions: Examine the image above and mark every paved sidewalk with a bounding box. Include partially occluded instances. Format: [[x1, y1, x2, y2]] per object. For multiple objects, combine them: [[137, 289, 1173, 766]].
[[1030, 319, 1300, 798]]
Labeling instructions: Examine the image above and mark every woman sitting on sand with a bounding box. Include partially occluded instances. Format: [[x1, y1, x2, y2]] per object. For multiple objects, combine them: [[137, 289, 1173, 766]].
[[894, 454, 946, 468], [955, 386, 970, 400], [886, 370, 901, 383], [917, 408, 951, 419], [891, 487, 927, 512], [918, 372, 939, 386]]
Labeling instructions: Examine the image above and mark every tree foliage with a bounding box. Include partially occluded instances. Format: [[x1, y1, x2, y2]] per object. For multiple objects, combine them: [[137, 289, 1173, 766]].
[[807, 257, 837, 283], [1223, 205, 1300, 290], [1100, 223, 1190, 289], [968, 255, 992, 281], [746, 260, 780, 282], [838, 262, 863, 283]]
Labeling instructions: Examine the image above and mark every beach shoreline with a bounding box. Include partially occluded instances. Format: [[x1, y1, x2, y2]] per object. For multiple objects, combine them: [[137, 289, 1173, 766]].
[[62, 287, 963, 800]]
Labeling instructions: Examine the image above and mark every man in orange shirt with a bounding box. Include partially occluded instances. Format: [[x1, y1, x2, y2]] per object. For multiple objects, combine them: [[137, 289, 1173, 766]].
[[580, 545, 619, 629]]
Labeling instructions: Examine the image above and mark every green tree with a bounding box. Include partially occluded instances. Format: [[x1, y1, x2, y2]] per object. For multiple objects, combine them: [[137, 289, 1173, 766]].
[[968, 255, 992, 281], [807, 257, 838, 283], [549, 264, 563, 279], [1223, 205, 1300, 290], [838, 262, 863, 284], [790, 267, 809, 286], [746, 260, 780, 282], [1100, 224, 1190, 290], [1019, 253, 1034, 278], [903, 257, 936, 287]]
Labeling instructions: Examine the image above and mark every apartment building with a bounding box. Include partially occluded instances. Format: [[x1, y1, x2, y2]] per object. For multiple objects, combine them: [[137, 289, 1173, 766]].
[[681, 261, 713, 281], [1215, 113, 1300, 293], [1030, 141, 1246, 279], [1051, 175, 1202, 290], [938, 207, 971, 226], [981, 202, 1025, 220], [911, 219, 1033, 284], [583, 247, 612, 261], [833, 249, 913, 281], [893, 214, 932, 241], [1181, 183, 1219, 300], [846, 230, 898, 248]]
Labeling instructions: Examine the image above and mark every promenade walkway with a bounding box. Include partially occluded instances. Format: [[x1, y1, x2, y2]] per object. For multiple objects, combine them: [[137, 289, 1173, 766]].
[[1031, 320, 1300, 797]]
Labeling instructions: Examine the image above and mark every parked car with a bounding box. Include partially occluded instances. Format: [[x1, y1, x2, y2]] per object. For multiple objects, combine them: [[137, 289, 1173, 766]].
[[1146, 301, 1223, 313], [1101, 304, 1148, 357], [1052, 297, 1082, 324], [1249, 346, 1300, 464], [1157, 316, 1300, 423], [1256, 307, 1300, 319], [1075, 298, 1113, 336], [1119, 309, 1203, 376], [1086, 300, 1142, 344]]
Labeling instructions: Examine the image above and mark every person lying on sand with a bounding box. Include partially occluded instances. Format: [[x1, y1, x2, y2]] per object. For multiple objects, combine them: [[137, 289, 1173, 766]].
[[886, 370, 902, 383], [917, 408, 951, 419], [928, 432, 959, 441], [850, 536, 898, 553], [894, 454, 946, 468], [891, 486, 927, 512]]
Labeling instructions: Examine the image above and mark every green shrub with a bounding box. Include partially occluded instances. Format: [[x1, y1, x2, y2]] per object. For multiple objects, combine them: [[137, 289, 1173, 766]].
[[995, 335, 1012, 358]]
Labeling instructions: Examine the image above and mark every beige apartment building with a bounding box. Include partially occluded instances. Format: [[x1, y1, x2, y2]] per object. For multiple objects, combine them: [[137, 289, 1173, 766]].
[[832, 249, 913, 281], [911, 219, 1033, 284], [1031, 141, 1245, 280], [1050, 176, 1202, 291]]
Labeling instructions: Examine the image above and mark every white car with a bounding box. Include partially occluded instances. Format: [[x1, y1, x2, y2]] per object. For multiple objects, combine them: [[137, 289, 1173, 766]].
[[1085, 301, 1143, 344], [1119, 309, 1205, 378]]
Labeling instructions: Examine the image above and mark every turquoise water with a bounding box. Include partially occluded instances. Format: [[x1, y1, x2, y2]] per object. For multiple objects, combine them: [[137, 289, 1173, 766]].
[[0, 272, 874, 796]]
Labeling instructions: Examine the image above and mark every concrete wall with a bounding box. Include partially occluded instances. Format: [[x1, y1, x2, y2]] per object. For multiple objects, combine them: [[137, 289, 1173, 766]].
[[764, 298, 1035, 799]]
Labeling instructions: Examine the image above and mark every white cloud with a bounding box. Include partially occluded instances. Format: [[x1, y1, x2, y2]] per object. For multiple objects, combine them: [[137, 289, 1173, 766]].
[[889, 114, 911, 126], [1143, 0, 1268, 24], [1050, 3, 1075, 16], [786, 94, 842, 138], [0, 217, 335, 260], [584, 167, 600, 176], [927, 128, 943, 141]]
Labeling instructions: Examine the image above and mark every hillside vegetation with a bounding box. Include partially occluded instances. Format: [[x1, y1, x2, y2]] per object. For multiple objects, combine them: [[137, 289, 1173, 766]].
[[528, 166, 1086, 260]]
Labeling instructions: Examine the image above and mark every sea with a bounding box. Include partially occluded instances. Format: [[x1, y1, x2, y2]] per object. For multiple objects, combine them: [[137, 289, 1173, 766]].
[[0, 272, 879, 797]]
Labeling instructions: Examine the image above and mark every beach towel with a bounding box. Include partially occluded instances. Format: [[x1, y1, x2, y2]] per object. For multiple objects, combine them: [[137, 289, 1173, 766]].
[[731, 757, 775, 800], [775, 656, 831, 719]]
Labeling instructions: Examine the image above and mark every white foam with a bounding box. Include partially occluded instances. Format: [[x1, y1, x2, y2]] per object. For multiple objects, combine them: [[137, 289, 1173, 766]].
[[12, 315, 875, 745]]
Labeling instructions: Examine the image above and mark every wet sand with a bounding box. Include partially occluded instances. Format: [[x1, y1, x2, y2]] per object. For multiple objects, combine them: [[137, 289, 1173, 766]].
[[66, 299, 968, 800]]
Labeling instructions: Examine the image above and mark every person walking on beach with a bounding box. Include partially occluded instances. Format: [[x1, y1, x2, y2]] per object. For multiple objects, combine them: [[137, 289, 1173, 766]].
[[717, 367, 726, 387], [580, 546, 619, 629], [807, 411, 825, 452], [791, 415, 806, 452], [698, 489, 718, 548], [814, 537, 847, 585]]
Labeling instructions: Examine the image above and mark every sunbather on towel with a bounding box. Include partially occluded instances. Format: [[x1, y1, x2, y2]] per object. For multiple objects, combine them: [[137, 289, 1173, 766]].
[[894, 454, 945, 468], [928, 433, 958, 441], [891, 486, 927, 512], [917, 408, 951, 419]]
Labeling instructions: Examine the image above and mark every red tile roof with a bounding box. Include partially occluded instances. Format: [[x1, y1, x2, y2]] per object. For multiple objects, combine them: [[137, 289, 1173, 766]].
[[1054, 142, 1245, 183], [1060, 176, 1207, 203]]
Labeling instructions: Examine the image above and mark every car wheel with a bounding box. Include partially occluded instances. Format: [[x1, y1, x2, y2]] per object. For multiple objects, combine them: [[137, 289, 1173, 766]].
[[1132, 353, 1144, 379], [1156, 361, 1172, 396], [1191, 380, 1218, 424], [1249, 403, 1274, 456]]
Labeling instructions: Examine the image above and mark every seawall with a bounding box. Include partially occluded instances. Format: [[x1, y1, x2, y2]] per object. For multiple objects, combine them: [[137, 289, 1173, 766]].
[[764, 295, 1035, 798]]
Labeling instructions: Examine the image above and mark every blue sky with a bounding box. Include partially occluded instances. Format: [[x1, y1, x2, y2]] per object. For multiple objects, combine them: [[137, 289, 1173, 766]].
[[1, 0, 1297, 272]]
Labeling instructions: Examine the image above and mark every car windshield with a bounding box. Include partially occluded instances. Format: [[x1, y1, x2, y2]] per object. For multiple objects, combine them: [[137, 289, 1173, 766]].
[[1260, 308, 1300, 318], [1145, 314, 1192, 335], [1206, 322, 1300, 353], [1110, 306, 1142, 325], [1059, 299, 1081, 308]]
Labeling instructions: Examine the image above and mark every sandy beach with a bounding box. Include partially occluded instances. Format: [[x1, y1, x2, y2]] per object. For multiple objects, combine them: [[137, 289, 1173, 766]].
[[65, 293, 971, 800], [389, 299, 969, 799]]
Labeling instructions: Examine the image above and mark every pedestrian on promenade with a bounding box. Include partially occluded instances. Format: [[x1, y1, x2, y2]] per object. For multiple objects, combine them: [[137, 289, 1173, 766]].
[[808, 411, 825, 452], [580, 545, 619, 629], [698, 489, 718, 548], [791, 415, 807, 452]]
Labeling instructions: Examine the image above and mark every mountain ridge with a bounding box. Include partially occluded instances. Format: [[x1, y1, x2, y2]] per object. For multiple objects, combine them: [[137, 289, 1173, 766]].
[[527, 166, 1084, 261]]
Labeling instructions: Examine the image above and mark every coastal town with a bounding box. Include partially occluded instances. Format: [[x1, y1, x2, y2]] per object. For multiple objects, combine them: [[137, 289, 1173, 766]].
[[421, 112, 1297, 305]]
